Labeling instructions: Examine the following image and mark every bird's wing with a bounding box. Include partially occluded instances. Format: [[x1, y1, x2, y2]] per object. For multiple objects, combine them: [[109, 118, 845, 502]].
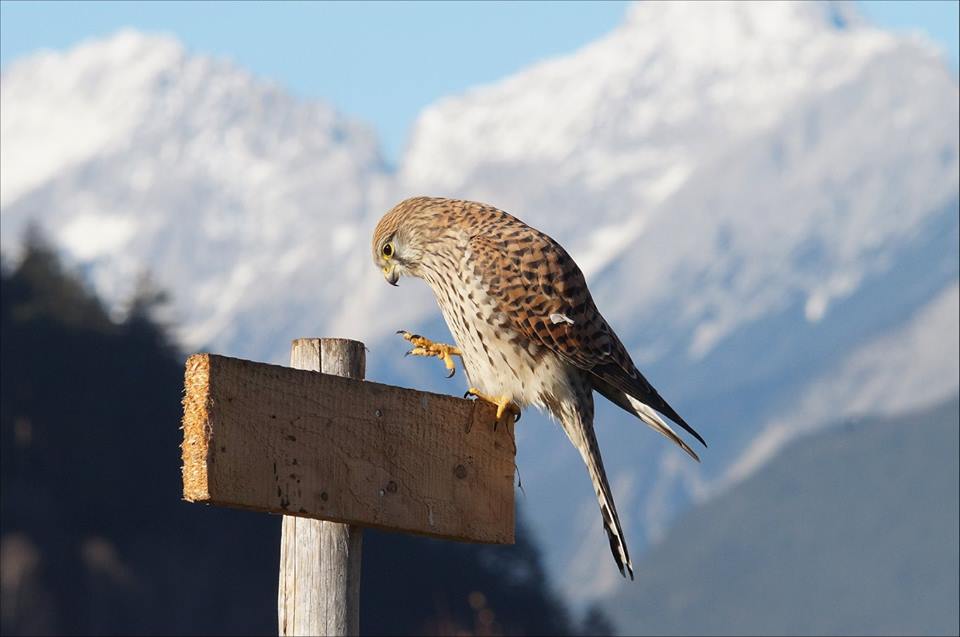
[[467, 232, 706, 449]]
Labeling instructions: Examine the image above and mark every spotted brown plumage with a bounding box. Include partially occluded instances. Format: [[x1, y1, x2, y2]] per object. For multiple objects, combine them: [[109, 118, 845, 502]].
[[372, 196, 706, 579]]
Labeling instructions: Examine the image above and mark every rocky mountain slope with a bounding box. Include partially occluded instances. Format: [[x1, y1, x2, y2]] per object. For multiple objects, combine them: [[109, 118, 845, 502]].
[[604, 395, 959, 636]]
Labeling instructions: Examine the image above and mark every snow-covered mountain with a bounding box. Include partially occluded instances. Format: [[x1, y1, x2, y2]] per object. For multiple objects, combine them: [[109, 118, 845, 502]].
[[1, 30, 390, 357], [2, 1, 957, 605]]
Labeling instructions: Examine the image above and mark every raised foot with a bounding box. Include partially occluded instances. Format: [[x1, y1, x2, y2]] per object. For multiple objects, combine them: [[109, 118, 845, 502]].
[[463, 387, 522, 425], [397, 330, 462, 378]]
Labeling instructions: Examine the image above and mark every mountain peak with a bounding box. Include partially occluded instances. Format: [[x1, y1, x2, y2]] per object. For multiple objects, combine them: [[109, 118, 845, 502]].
[[4, 28, 187, 83], [1, 29, 381, 211], [73, 28, 185, 64], [1, 28, 386, 351], [1, 30, 191, 207], [623, 0, 864, 38]]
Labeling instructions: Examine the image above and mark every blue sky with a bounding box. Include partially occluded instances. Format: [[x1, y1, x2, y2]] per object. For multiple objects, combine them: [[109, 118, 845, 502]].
[[1, 1, 957, 164]]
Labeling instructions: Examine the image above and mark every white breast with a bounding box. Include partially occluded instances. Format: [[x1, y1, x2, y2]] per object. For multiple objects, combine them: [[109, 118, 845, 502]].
[[421, 253, 575, 411]]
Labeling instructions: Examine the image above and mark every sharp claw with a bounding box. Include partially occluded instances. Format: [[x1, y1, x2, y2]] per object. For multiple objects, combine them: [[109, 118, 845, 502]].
[[514, 410, 521, 423], [396, 329, 406, 335], [464, 390, 472, 399], [446, 367, 455, 379], [403, 350, 411, 357]]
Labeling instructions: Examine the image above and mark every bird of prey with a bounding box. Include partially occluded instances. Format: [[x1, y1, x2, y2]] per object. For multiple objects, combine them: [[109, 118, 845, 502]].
[[372, 196, 705, 579]]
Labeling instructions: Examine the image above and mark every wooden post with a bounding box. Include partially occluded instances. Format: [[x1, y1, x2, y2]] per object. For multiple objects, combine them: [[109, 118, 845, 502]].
[[278, 339, 364, 636], [180, 339, 516, 633]]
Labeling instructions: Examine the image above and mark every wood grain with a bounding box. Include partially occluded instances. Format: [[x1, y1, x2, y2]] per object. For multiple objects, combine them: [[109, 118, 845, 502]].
[[279, 338, 364, 637], [180, 350, 516, 544]]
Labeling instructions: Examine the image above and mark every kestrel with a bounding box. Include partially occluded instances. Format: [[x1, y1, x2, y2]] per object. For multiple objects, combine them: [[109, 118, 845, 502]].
[[372, 196, 705, 579]]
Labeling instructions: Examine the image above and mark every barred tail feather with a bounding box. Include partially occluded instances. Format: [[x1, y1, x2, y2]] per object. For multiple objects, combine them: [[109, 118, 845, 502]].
[[565, 418, 634, 580], [593, 463, 634, 580]]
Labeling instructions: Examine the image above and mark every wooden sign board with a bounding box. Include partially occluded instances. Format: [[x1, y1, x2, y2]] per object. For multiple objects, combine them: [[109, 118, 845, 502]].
[[181, 354, 516, 544]]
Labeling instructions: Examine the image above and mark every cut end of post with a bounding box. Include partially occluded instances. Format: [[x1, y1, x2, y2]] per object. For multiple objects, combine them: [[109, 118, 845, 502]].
[[181, 353, 212, 502]]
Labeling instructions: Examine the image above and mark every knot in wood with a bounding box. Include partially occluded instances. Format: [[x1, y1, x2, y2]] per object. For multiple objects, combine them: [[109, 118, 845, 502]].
[[454, 464, 468, 479]]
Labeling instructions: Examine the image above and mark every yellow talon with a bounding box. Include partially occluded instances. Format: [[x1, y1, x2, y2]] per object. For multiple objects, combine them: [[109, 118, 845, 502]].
[[464, 388, 521, 424], [397, 330, 462, 378]]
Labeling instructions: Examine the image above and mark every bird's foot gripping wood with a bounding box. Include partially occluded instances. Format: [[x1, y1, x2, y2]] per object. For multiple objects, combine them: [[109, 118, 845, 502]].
[[464, 387, 522, 427], [397, 330, 462, 378]]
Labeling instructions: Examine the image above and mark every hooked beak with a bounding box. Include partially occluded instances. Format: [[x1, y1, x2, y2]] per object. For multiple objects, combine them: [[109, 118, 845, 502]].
[[383, 265, 399, 286]]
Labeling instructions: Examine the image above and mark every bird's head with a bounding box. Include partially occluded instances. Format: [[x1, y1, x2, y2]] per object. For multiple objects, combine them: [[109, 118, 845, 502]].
[[371, 196, 443, 286]]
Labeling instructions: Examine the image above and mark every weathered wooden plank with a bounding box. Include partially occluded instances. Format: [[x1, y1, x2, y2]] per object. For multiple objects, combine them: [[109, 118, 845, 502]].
[[180, 349, 516, 544], [279, 338, 364, 637]]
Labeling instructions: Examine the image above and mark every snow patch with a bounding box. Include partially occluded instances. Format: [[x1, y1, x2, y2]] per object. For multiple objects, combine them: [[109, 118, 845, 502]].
[[720, 281, 960, 492], [57, 214, 139, 260]]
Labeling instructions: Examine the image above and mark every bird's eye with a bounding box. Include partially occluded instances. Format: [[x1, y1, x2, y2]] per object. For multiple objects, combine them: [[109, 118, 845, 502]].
[[382, 243, 394, 258]]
